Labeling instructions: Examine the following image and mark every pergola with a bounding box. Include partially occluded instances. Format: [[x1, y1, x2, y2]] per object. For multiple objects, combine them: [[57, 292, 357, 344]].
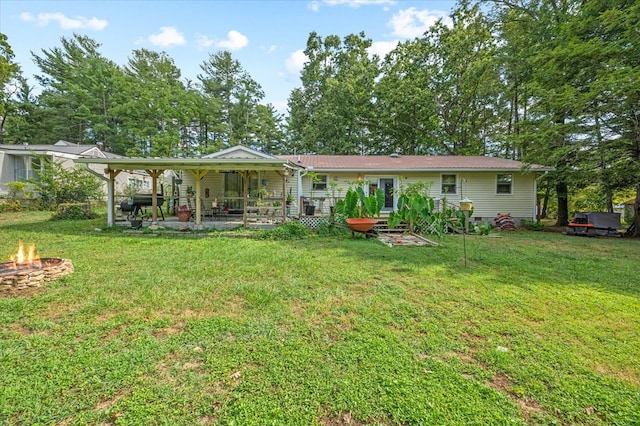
[[74, 157, 300, 228]]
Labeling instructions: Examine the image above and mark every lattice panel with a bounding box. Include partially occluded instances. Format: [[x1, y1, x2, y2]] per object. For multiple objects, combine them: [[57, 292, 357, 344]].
[[414, 217, 451, 235], [298, 216, 330, 230]]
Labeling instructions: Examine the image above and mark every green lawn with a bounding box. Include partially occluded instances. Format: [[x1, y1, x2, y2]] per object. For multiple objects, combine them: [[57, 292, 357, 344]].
[[1, 212, 639, 425]]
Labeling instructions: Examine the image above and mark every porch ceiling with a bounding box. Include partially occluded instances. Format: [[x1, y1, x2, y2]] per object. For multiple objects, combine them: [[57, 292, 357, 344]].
[[74, 157, 299, 172]]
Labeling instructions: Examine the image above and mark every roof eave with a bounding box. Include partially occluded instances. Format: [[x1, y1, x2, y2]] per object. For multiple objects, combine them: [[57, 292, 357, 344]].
[[73, 157, 301, 171]]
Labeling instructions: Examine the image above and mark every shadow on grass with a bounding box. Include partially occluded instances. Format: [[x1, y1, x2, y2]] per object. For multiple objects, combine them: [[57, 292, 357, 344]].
[[2, 213, 639, 299]]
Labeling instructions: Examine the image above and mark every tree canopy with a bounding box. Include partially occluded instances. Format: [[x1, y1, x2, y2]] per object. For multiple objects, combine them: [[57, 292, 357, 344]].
[[0, 0, 638, 234]]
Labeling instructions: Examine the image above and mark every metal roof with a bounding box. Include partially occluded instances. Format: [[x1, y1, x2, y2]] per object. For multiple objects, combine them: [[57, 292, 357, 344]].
[[0, 143, 103, 157], [74, 157, 299, 172], [276, 154, 551, 172]]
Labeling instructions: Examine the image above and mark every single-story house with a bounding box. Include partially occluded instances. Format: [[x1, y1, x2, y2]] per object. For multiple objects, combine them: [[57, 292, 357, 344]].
[[0, 141, 144, 199], [74, 145, 550, 228], [277, 153, 551, 225]]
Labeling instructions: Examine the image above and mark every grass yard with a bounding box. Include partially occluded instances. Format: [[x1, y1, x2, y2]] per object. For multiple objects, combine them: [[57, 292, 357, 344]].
[[0, 212, 639, 425]]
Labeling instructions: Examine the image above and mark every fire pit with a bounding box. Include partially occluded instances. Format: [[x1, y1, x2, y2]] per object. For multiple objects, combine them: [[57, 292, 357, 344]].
[[0, 242, 73, 293]]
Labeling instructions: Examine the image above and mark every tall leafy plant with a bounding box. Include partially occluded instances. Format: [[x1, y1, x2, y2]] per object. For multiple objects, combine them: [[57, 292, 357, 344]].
[[387, 180, 452, 236], [335, 183, 384, 219], [388, 193, 435, 233]]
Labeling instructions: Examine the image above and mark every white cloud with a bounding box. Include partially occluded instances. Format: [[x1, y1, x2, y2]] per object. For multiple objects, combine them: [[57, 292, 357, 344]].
[[308, 1, 320, 12], [285, 49, 308, 76], [323, 0, 395, 7], [148, 26, 186, 48], [20, 12, 107, 30], [389, 7, 452, 39], [367, 40, 399, 60], [196, 34, 215, 48], [216, 30, 248, 50], [261, 45, 277, 54]]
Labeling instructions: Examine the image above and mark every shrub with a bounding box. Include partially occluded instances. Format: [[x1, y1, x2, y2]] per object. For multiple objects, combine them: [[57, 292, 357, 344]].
[[51, 203, 96, 220], [28, 156, 102, 210], [256, 220, 310, 240], [521, 219, 544, 231], [317, 218, 347, 236]]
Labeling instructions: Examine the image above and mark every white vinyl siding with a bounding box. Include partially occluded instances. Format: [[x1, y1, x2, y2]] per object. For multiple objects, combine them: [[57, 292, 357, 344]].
[[372, 171, 536, 220]]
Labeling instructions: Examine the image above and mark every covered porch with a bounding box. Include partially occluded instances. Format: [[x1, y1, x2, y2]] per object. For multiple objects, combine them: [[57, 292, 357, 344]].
[[75, 147, 301, 229]]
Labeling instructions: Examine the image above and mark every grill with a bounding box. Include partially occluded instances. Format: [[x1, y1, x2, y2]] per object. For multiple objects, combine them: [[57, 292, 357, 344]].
[[121, 193, 165, 220]]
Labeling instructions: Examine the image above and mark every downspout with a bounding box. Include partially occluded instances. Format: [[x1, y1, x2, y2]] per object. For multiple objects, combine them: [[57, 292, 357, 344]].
[[83, 164, 113, 227]]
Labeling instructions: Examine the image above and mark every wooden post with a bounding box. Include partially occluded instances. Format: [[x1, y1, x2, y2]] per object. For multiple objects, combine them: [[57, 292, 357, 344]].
[[187, 170, 208, 226], [240, 170, 251, 228], [107, 169, 121, 227], [277, 170, 286, 219], [145, 169, 163, 222]]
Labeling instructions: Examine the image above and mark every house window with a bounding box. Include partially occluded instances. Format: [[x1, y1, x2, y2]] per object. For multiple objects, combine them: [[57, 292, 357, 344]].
[[497, 174, 513, 194], [312, 174, 327, 191], [441, 174, 457, 195], [13, 156, 42, 181], [127, 177, 150, 190]]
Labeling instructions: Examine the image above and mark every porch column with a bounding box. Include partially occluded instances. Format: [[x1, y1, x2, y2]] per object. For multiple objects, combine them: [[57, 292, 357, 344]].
[[145, 169, 163, 223], [240, 170, 252, 227], [188, 170, 209, 226], [107, 169, 121, 227], [277, 170, 286, 219]]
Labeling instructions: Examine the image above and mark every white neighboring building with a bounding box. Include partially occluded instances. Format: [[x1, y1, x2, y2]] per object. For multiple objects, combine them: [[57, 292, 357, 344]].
[[0, 140, 146, 199]]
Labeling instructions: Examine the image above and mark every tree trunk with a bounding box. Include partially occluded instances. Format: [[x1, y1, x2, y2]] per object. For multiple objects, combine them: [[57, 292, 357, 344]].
[[555, 181, 569, 227], [541, 183, 550, 219], [605, 186, 613, 213], [632, 182, 640, 238]]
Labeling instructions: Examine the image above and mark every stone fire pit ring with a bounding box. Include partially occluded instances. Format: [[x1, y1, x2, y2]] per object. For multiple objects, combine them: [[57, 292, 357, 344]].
[[0, 258, 74, 293]]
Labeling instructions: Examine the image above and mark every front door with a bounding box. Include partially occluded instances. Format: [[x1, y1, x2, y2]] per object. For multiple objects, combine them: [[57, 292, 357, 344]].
[[368, 177, 395, 212], [380, 178, 395, 211]]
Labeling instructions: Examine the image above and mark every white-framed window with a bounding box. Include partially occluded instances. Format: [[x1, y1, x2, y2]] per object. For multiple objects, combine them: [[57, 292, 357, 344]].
[[496, 174, 513, 194], [441, 174, 457, 195], [127, 177, 150, 190], [312, 174, 328, 191], [13, 156, 42, 181]]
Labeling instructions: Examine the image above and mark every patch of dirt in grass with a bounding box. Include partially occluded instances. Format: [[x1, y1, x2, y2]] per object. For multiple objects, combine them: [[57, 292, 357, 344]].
[[442, 347, 551, 425], [221, 295, 246, 318], [6, 322, 51, 337], [289, 300, 309, 320], [318, 411, 368, 425], [152, 320, 185, 339], [156, 350, 208, 386], [486, 373, 546, 423], [461, 331, 489, 347], [593, 363, 640, 386], [0, 286, 47, 298], [94, 389, 129, 411]]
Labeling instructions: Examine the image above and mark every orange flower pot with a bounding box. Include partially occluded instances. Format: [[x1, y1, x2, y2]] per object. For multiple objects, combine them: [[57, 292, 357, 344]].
[[345, 218, 378, 232]]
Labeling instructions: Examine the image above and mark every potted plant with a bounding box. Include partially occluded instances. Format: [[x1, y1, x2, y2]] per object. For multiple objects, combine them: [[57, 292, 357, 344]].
[[326, 180, 343, 216], [303, 171, 323, 216], [335, 182, 385, 232], [177, 204, 191, 222], [286, 188, 294, 206]]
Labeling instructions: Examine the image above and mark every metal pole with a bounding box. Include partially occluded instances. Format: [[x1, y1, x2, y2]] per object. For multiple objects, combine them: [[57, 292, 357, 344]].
[[463, 210, 468, 267]]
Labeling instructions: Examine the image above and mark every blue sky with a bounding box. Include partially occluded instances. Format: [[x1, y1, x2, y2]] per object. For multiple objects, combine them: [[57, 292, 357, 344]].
[[1, 0, 456, 113]]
